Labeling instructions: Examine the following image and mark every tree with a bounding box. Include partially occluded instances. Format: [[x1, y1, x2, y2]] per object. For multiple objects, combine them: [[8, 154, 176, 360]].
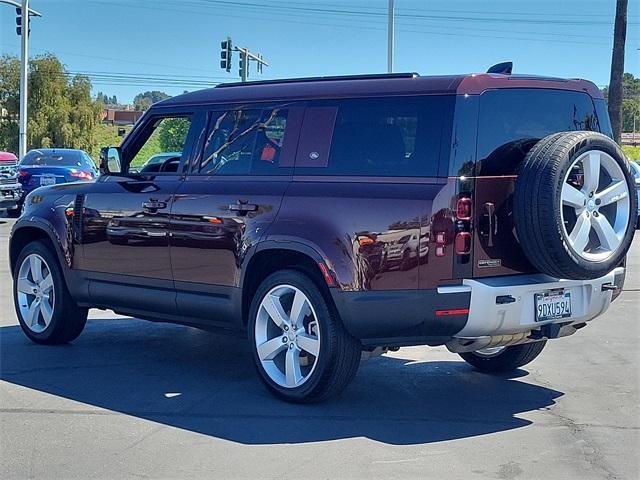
[[0, 53, 102, 154], [133, 90, 170, 111], [158, 117, 190, 151], [608, 0, 628, 143]]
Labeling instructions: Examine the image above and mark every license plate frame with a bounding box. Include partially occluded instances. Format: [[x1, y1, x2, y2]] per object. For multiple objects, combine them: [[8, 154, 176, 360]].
[[40, 175, 56, 186], [534, 289, 572, 322]]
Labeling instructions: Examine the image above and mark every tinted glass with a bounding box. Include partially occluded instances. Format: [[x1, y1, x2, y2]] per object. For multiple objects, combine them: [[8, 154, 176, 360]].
[[477, 89, 599, 175], [296, 96, 451, 177], [21, 151, 82, 167], [130, 116, 192, 174], [199, 107, 291, 175]]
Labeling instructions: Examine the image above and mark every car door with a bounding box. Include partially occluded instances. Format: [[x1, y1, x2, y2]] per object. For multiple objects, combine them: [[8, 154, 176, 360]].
[[78, 110, 202, 314], [169, 104, 303, 326]]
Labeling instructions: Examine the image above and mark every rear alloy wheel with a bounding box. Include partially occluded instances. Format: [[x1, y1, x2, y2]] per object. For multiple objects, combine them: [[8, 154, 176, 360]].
[[13, 241, 88, 344], [459, 341, 547, 372], [248, 269, 361, 403], [514, 131, 636, 279], [560, 150, 630, 262]]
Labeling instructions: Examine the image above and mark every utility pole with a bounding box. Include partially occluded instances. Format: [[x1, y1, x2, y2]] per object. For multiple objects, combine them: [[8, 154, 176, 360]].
[[387, 0, 395, 73], [219, 37, 268, 83], [0, 0, 40, 159], [608, 0, 628, 144]]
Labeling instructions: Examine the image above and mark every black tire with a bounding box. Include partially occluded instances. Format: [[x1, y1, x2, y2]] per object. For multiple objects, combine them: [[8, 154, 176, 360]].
[[6, 206, 21, 218], [13, 240, 88, 344], [514, 131, 637, 280], [400, 250, 412, 271], [459, 341, 547, 373], [248, 269, 361, 403]]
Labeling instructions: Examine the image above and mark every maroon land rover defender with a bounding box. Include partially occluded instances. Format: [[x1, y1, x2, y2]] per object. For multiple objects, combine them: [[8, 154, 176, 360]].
[[10, 69, 636, 402]]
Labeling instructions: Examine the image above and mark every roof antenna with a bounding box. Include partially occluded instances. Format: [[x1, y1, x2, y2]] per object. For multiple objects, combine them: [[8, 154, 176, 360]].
[[487, 62, 513, 75]]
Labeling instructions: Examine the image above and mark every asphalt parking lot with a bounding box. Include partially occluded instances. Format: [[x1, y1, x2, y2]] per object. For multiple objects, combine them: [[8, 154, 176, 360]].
[[0, 213, 638, 480]]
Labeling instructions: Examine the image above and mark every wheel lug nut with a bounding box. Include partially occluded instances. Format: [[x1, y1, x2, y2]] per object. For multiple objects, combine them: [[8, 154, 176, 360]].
[[283, 325, 289, 331], [282, 336, 288, 343], [589, 192, 594, 198]]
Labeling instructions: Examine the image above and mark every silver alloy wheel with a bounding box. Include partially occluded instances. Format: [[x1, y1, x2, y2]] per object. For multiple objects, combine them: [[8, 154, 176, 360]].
[[473, 346, 507, 358], [254, 284, 321, 388], [16, 253, 55, 333], [561, 150, 630, 261]]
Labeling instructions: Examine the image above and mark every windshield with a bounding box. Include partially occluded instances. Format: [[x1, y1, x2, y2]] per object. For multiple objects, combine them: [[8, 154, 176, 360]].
[[21, 151, 83, 167]]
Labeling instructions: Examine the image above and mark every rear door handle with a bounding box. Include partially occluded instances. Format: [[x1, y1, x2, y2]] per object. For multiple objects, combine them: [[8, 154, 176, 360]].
[[142, 200, 167, 210], [228, 202, 258, 213]]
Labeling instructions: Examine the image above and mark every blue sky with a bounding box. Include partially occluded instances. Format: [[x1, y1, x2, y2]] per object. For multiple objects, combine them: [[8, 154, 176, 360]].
[[1, 0, 639, 103]]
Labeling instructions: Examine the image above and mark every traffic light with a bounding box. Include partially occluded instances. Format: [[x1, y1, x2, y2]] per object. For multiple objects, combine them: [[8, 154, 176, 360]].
[[15, 7, 30, 36], [220, 37, 232, 72], [239, 50, 247, 79]]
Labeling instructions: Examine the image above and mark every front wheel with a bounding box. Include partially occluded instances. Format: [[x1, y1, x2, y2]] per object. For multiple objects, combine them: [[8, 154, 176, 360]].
[[458, 341, 547, 373], [248, 270, 361, 403], [13, 240, 88, 344]]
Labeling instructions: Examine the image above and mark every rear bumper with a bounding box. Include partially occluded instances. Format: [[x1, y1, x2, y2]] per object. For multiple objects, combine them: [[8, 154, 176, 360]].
[[0, 184, 21, 209], [332, 267, 624, 348], [441, 267, 625, 352]]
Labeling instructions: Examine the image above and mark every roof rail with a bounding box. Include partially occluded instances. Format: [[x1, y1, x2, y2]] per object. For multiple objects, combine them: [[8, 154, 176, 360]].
[[215, 72, 420, 88]]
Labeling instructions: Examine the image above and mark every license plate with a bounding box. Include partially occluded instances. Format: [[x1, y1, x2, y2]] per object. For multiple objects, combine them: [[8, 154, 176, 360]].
[[535, 290, 572, 322], [40, 175, 56, 186]]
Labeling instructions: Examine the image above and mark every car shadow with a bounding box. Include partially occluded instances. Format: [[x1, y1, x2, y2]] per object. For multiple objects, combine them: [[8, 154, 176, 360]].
[[0, 318, 562, 445]]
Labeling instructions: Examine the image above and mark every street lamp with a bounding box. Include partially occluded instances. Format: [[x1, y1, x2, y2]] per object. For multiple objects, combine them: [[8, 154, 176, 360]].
[[0, 0, 42, 159]]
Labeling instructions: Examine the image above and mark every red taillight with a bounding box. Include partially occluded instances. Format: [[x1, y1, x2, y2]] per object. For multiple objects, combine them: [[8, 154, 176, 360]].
[[358, 236, 375, 247], [435, 231, 446, 257], [70, 170, 93, 180], [435, 308, 469, 317], [17, 169, 28, 178], [318, 262, 334, 286], [455, 232, 472, 255], [456, 197, 472, 221]]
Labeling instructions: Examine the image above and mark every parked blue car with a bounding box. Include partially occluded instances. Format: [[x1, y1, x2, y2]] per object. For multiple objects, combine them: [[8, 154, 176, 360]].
[[17, 148, 98, 209]]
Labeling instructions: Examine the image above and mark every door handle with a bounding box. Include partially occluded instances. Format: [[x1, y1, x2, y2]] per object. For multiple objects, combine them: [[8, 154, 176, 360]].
[[142, 199, 167, 210], [485, 202, 496, 247], [228, 202, 258, 213]]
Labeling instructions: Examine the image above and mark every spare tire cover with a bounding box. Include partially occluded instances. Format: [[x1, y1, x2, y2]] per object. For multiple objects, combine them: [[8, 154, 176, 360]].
[[514, 131, 636, 280]]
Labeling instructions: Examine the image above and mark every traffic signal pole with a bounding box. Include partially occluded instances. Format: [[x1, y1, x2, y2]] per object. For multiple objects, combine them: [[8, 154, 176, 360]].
[[18, 0, 29, 159], [219, 37, 268, 83], [387, 0, 394, 73], [1, 0, 41, 159]]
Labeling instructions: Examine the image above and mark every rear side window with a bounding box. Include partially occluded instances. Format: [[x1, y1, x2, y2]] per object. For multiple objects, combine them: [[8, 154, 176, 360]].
[[199, 107, 296, 176], [295, 96, 452, 177], [477, 89, 600, 175]]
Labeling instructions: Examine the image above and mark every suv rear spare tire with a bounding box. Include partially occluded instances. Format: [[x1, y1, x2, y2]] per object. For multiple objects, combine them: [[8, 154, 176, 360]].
[[514, 131, 636, 280]]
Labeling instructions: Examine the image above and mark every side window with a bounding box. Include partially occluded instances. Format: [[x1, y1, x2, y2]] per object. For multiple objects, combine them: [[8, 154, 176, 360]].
[[295, 96, 449, 177], [129, 115, 192, 174], [200, 110, 260, 175], [199, 107, 298, 176]]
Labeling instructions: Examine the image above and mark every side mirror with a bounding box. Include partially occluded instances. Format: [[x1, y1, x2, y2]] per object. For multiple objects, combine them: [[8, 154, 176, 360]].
[[99, 146, 122, 175]]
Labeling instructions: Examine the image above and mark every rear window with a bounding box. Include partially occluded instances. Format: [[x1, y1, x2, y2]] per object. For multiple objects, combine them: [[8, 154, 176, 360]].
[[477, 89, 600, 175], [20, 151, 83, 167], [295, 96, 453, 177]]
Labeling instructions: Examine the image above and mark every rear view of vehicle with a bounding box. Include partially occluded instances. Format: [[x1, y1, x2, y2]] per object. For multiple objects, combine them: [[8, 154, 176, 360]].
[[17, 148, 98, 209], [0, 151, 22, 217], [445, 81, 636, 371]]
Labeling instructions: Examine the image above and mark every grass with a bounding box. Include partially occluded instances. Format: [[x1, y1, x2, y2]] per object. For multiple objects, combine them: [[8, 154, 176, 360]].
[[90, 124, 163, 168], [622, 145, 640, 161]]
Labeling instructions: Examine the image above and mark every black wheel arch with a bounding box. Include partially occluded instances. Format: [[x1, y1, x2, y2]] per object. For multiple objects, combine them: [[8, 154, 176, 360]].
[[240, 240, 337, 328]]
